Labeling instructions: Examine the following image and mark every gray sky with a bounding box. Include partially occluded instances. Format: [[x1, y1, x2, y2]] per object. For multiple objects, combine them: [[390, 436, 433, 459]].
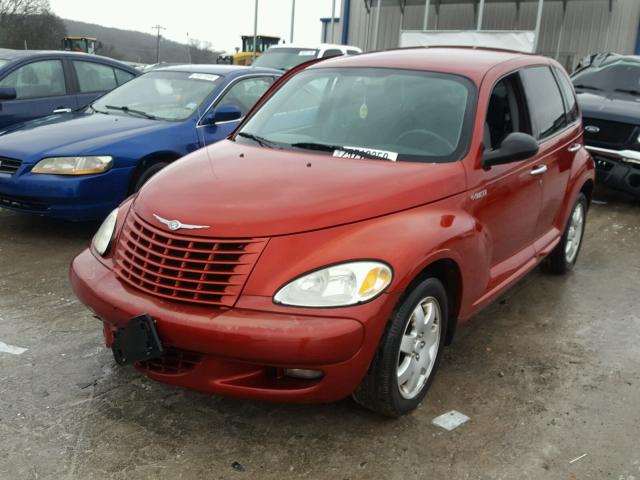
[[49, 0, 343, 54]]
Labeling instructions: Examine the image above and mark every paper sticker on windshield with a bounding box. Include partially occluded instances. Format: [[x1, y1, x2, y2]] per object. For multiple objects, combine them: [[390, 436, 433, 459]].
[[298, 50, 317, 56], [333, 147, 398, 161], [189, 73, 220, 82]]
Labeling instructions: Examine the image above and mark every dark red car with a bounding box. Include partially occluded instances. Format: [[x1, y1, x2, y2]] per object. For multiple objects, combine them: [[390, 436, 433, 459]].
[[70, 48, 595, 416]]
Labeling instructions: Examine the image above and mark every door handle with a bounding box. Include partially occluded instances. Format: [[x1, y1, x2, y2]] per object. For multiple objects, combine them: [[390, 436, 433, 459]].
[[53, 108, 72, 114], [568, 143, 582, 152], [530, 165, 548, 176]]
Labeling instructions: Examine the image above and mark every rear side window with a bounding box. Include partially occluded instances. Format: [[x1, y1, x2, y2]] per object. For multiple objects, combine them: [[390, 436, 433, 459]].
[[322, 49, 343, 58], [554, 68, 579, 124], [520, 66, 567, 140], [73, 61, 117, 93], [347, 50, 360, 55], [0, 60, 66, 99]]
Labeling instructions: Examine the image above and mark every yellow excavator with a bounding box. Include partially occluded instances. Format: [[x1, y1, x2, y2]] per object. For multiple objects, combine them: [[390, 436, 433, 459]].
[[62, 36, 97, 54], [218, 35, 281, 66]]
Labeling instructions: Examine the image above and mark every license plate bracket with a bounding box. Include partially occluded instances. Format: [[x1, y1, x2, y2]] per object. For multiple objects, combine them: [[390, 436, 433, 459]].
[[111, 314, 163, 366]]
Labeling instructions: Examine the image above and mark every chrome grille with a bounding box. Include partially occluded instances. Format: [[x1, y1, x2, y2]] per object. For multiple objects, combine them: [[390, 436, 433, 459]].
[[114, 212, 267, 307]]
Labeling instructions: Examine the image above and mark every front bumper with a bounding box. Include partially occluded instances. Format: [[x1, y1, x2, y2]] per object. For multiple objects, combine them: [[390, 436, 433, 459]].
[[70, 249, 399, 403], [586, 146, 640, 198], [0, 166, 134, 220]]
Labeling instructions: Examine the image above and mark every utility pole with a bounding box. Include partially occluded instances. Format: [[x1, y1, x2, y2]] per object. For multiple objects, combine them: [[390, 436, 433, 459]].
[[330, 0, 336, 43], [186, 32, 192, 63], [152, 24, 166, 63], [290, 0, 296, 43], [252, 0, 259, 63]]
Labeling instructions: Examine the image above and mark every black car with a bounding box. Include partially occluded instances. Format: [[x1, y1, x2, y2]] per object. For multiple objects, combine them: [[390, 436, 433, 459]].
[[0, 49, 139, 128], [572, 54, 640, 198]]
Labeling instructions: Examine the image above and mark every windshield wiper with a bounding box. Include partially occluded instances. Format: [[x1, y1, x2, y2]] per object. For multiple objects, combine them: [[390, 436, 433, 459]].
[[236, 132, 279, 149], [89, 104, 109, 115], [573, 84, 603, 91], [105, 105, 156, 120], [290, 142, 388, 161], [614, 88, 640, 95]]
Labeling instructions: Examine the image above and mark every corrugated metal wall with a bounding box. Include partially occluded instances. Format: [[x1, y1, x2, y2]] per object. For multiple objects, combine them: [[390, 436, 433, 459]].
[[346, 0, 640, 69]]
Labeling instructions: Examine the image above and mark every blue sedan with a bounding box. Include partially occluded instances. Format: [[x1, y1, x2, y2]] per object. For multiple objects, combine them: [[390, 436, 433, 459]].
[[0, 65, 281, 220]]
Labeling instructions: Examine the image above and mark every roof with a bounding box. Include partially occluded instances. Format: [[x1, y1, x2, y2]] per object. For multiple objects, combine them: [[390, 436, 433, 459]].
[[154, 64, 282, 76], [0, 49, 135, 70], [309, 46, 541, 82], [269, 43, 361, 51]]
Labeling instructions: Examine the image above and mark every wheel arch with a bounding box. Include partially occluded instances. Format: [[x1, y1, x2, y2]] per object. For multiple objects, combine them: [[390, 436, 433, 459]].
[[397, 257, 463, 346], [580, 178, 595, 208], [128, 151, 182, 194]]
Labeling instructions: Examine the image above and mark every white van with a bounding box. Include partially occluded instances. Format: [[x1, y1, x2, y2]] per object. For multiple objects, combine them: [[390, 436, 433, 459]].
[[252, 43, 362, 71]]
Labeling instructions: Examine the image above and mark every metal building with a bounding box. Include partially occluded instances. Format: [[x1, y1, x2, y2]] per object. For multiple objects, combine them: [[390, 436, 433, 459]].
[[330, 0, 640, 69]]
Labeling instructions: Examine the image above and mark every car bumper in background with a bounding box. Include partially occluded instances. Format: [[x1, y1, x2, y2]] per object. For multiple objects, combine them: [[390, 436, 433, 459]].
[[0, 166, 134, 220], [70, 249, 399, 403], [586, 145, 640, 198]]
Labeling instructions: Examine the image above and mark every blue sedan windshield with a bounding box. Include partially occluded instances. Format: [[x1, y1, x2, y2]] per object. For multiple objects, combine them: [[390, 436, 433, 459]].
[[92, 71, 223, 121]]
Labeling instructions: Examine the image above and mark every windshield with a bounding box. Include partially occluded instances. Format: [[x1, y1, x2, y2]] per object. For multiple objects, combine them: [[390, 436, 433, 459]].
[[572, 60, 640, 93], [92, 71, 223, 121], [253, 48, 320, 70], [236, 67, 475, 163]]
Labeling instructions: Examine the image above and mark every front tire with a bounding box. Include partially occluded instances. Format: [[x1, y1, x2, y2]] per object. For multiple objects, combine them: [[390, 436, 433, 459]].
[[543, 193, 587, 274], [353, 277, 448, 417]]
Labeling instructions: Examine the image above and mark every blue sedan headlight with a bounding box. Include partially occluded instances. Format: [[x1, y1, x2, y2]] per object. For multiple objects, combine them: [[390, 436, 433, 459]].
[[32, 156, 113, 175]]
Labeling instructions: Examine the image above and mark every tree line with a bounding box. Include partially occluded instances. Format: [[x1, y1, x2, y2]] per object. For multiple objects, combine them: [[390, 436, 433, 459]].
[[0, 0, 222, 64], [0, 0, 66, 50]]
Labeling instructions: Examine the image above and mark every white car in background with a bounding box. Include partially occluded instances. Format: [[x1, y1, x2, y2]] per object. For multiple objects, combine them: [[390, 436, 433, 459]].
[[252, 43, 362, 71]]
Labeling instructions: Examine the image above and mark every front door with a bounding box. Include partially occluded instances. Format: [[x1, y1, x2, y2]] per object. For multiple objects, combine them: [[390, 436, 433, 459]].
[[0, 59, 73, 128], [467, 72, 543, 292]]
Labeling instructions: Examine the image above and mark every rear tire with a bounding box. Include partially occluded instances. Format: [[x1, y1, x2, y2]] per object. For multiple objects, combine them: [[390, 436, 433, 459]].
[[353, 277, 448, 417], [543, 193, 587, 274], [132, 162, 169, 193]]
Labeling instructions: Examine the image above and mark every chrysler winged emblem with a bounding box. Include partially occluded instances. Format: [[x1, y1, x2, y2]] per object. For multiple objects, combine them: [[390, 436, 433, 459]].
[[153, 214, 209, 232]]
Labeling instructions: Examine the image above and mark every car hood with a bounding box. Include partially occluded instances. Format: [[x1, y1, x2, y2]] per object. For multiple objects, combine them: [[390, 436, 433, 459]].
[[577, 91, 640, 124], [0, 112, 173, 161], [133, 140, 467, 238]]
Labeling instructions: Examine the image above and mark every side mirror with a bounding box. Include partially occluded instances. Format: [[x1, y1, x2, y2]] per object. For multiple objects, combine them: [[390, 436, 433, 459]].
[[203, 104, 243, 125], [0, 87, 17, 101], [482, 132, 539, 168]]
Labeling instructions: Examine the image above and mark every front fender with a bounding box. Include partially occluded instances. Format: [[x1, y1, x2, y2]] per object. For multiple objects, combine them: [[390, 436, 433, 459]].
[[243, 192, 489, 319]]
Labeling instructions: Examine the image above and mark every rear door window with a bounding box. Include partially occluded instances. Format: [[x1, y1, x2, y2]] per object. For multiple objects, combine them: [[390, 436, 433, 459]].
[[73, 61, 118, 93], [520, 66, 568, 140], [554, 67, 579, 124], [0, 60, 66, 99]]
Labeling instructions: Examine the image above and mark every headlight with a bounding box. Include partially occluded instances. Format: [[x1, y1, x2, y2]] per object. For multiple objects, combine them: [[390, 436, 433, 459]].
[[32, 156, 113, 175], [274, 261, 393, 307], [92, 208, 118, 256]]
